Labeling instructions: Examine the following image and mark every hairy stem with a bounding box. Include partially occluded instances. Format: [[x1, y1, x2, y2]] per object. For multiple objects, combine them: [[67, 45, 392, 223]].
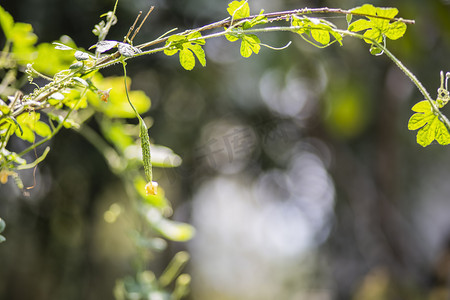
[[337, 29, 450, 131]]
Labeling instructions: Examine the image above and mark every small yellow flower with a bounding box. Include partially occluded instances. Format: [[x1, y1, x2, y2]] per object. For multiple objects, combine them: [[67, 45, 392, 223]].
[[145, 181, 158, 195], [97, 88, 112, 102]]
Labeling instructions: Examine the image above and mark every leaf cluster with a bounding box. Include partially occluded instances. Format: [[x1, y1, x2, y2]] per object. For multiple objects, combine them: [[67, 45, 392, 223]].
[[0, 2, 194, 266], [348, 4, 407, 54], [292, 16, 342, 47], [224, 1, 267, 57], [408, 72, 450, 147], [164, 32, 206, 70]]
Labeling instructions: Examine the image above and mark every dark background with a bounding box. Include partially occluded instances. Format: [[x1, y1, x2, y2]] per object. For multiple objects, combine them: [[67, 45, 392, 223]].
[[1, 0, 450, 299]]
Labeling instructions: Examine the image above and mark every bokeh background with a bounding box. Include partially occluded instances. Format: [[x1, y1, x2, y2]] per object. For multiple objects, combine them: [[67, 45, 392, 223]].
[[1, 0, 450, 299]]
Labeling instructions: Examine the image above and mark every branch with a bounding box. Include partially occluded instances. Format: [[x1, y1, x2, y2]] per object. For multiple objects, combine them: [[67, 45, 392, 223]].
[[94, 6, 414, 67]]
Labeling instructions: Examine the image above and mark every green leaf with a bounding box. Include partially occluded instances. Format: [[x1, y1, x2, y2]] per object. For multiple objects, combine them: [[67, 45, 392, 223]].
[[384, 21, 407, 40], [34, 121, 52, 137], [102, 119, 134, 152], [187, 31, 206, 45], [348, 19, 372, 32], [291, 17, 308, 35], [0, 6, 14, 40], [240, 34, 260, 57], [349, 4, 407, 46], [346, 14, 353, 26], [144, 206, 195, 241], [227, 1, 250, 19], [15, 112, 52, 142], [0, 99, 10, 115], [87, 74, 151, 118], [32, 38, 79, 76], [60, 88, 88, 110], [363, 28, 384, 44], [372, 6, 399, 20], [369, 44, 383, 56], [11, 23, 37, 47], [225, 33, 240, 42], [188, 44, 206, 67], [155, 218, 195, 242], [408, 100, 450, 147], [311, 28, 331, 45], [242, 10, 267, 29], [330, 31, 343, 46], [351, 4, 377, 15], [292, 16, 342, 47], [15, 123, 34, 142], [164, 33, 206, 70], [47, 112, 79, 129], [179, 48, 195, 71], [10, 22, 38, 63]]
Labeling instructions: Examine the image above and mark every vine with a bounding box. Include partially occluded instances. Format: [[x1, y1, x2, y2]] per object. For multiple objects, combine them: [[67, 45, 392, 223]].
[[0, 0, 447, 298]]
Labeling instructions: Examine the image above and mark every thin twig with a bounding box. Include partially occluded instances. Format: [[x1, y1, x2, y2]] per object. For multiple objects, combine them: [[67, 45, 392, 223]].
[[131, 6, 154, 42], [124, 11, 142, 43]]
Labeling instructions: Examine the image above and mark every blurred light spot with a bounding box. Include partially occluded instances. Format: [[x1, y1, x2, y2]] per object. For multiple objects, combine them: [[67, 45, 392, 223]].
[[323, 83, 370, 139], [189, 146, 335, 299], [164, 81, 205, 122], [104, 203, 122, 223], [259, 67, 313, 118], [205, 38, 241, 64]]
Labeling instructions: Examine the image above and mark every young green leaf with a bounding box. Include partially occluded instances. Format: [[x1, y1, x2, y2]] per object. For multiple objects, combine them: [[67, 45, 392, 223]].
[[292, 16, 342, 47], [32, 40, 80, 76], [346, 14, 353, 26], [15, 112, 51, 143], [227, 0, 250, 20], [311, 27, 331, 45], [0, 5, 14, 40], [408, 100, 450, 147], [240, 34, 260, 57], [164, 32, 206, 70], [348, 4, 407, 45], [151, 216, 195, 242], [179, 49, 196, 70]]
